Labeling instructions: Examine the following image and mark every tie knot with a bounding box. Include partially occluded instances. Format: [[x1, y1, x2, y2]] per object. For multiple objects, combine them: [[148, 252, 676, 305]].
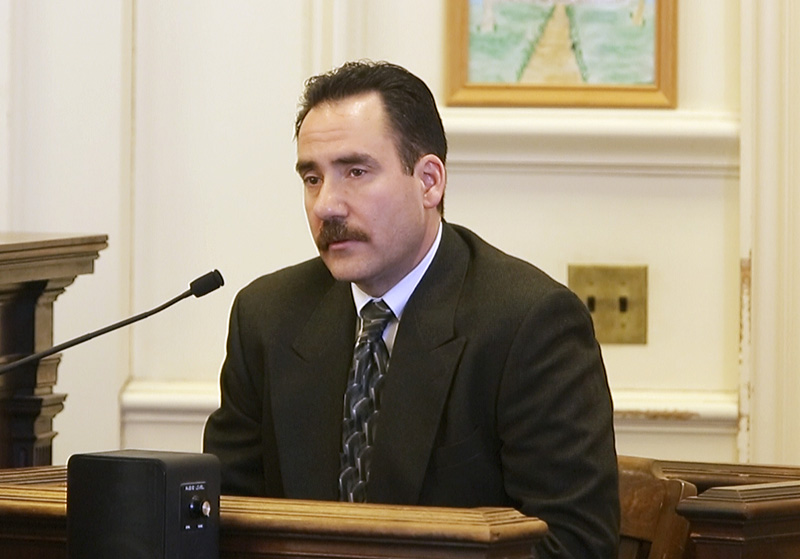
[[359, 299, 394, 341]]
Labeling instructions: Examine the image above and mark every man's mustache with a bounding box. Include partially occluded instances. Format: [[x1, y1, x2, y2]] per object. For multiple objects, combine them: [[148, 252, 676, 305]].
[[315, 219, 369, 251]]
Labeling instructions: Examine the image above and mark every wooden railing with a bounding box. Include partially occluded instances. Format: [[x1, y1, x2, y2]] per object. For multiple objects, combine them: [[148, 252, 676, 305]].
[[660, 459, 800, 559], [0, 466, 547, 559], [678, 480, 800, 559]]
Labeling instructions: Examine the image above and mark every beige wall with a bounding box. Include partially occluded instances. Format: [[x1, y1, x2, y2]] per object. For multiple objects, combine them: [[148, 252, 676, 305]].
[[6, 0, 795, 468], [3, 0, 133, 460]]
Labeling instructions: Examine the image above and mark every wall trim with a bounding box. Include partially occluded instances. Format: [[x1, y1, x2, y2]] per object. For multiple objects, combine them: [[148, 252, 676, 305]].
[[613, 389, 739, 434], [443, 109, 740, 178], [121, 380, 739, 436], [121, 380, 219, 425]]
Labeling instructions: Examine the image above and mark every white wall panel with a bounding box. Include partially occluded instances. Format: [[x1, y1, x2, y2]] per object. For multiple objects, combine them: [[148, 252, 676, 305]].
[[131, 1, 310, 383]]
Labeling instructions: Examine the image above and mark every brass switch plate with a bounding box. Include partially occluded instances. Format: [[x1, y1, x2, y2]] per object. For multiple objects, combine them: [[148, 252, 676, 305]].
[[567, 265, 647, 344]]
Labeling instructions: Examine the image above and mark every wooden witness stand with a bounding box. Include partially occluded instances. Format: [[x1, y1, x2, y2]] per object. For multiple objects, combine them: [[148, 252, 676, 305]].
[[0, 466, 547, 559], [5, 461, 800, 559], [5, 460, 800, 558]]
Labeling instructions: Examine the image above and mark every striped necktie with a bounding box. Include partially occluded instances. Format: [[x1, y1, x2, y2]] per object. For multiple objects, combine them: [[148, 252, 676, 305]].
[[338, 299, 394, 502]]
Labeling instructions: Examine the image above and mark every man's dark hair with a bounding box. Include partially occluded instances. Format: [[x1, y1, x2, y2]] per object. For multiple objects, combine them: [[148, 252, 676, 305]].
[[295, 61, 447, 208]]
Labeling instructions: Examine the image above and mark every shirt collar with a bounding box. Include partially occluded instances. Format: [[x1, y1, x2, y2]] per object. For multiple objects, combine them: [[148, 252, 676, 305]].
[[352, 222, 443, 319]]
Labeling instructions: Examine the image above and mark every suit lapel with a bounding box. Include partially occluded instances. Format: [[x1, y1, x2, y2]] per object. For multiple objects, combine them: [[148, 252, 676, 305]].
[[369, 224, 469, 504], [271, 280, 356, 500]]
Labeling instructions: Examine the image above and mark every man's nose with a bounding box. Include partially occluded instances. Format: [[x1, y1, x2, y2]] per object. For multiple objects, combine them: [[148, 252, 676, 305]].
[[312, 180, 347, 220]]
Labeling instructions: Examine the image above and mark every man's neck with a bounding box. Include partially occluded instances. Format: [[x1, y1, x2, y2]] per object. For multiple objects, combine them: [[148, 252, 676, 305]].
[[352, 221, 443, 320]]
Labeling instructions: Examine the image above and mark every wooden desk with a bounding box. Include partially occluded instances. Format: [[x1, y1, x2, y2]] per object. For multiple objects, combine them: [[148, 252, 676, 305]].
[[0, 233, 107, 468], [0, 466, 548, 559]]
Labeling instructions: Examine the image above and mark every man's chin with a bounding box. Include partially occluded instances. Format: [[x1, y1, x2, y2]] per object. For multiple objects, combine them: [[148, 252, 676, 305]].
[[319, 253, 363, 283]]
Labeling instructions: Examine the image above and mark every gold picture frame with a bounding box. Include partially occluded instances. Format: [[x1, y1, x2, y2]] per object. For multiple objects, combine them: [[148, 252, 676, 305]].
[[445, 0, 677, 108]]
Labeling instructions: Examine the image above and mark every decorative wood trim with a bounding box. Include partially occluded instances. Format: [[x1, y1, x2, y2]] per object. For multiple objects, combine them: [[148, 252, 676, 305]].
[[659, 460, 800, 494], [677, 480, 800, 558], [0, 233, 107, 468], [0, 233, 108, 285], [443, 109, 739, 178]]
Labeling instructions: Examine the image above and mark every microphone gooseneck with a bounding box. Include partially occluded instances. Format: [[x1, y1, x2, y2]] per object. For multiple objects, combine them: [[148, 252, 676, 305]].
[[0, 270, 225, 376]]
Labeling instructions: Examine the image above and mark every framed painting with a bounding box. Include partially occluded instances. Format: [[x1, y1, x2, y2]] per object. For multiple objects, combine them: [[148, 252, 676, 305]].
[[445, 0, 678, 108]]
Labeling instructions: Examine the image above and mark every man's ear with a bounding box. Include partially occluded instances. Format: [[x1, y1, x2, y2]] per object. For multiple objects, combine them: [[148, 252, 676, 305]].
[[415, 154, 446, 210]]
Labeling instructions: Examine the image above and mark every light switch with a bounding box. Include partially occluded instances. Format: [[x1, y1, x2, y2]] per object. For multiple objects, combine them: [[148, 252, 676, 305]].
[[567, 265, 647, 344]]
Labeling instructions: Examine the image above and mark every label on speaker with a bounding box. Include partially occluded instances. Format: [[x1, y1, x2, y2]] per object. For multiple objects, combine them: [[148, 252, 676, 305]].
[[180, 481, 212, 531]]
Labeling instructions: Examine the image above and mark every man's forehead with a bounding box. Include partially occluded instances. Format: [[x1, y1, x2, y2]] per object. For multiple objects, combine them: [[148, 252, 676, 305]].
[[296, 95, 400, 159], [299, 92, 387, 134]]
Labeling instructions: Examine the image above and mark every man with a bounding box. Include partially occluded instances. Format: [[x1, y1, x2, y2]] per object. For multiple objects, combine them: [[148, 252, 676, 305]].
[[204, 60, 619, 558]]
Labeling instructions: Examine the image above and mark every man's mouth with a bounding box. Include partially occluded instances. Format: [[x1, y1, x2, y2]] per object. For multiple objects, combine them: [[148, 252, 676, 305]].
[[316, 220, 369, 251]]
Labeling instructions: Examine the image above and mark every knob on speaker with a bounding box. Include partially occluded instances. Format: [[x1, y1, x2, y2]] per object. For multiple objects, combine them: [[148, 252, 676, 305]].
[[190, 495, 213, 518], [67, 449, 220, 559]]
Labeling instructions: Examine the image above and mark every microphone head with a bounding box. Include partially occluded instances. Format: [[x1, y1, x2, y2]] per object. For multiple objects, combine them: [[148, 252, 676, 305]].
[[190, 270, 225, 297]]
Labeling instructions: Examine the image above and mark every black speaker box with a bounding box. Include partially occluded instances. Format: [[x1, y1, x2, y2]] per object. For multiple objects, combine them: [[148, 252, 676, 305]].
[[67, 449, 220, 559]]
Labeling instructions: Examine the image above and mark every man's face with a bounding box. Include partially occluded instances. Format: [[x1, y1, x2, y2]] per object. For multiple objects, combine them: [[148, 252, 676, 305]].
[[296, 92, 443, 297]]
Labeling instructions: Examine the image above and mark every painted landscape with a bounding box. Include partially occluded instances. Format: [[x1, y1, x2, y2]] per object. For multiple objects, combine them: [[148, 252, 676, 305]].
[[468, 0, 656, 85]]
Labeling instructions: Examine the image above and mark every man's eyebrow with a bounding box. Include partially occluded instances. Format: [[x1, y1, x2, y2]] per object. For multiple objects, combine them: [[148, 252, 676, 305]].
[[332, 153, 379, 168], [295, 153, 379, 176], [295, 160, 315, 175]]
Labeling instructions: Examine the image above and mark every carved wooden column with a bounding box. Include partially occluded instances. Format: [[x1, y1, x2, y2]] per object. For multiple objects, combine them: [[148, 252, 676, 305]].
[[0, 233, 107, 468]]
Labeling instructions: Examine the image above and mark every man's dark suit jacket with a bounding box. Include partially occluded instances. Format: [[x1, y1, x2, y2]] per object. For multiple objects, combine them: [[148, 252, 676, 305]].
[[204, 223, 619, 559]]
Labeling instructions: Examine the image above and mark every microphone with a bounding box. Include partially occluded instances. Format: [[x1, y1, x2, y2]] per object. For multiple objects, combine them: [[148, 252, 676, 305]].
[[0, 270, 224, 376]]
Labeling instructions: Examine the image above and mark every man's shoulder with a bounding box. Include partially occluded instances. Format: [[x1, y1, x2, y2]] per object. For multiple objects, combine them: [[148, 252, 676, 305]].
[[235, 257, 336, 310], [440, 223, 589, 326], [245, 257, 330, 286], [447, 223, 564, 294]]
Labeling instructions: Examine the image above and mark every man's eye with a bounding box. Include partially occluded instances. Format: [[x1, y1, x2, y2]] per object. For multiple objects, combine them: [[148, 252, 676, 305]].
[[304, 176, 320, 186], [349, 168, 365, 178]]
